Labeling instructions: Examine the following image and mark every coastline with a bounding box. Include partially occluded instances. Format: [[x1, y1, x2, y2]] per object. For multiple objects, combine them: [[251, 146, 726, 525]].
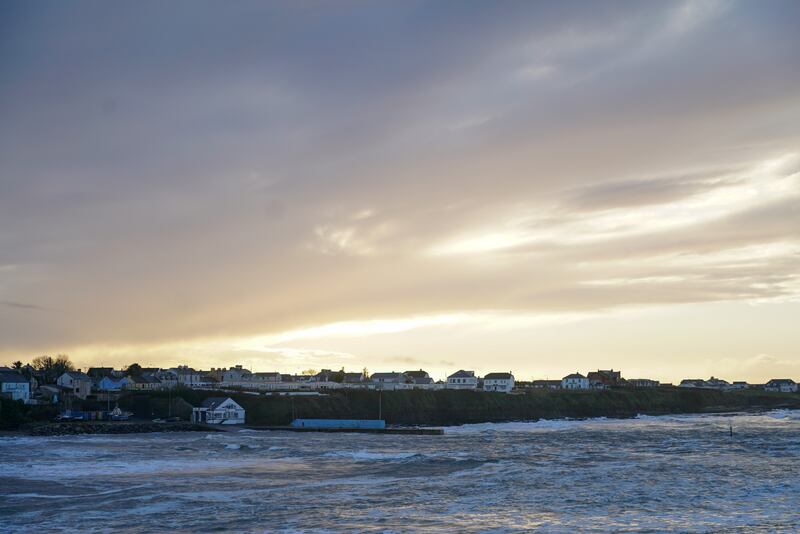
[[0, 390, 800, 437], [5, 421, 221, 437]]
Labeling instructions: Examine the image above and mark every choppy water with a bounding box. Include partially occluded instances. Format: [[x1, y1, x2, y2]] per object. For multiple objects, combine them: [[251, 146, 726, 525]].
[[2, 411, 800, 532]]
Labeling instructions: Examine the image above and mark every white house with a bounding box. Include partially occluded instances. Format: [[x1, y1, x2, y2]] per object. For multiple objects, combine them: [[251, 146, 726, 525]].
[[764, 379, 798, 393], [172, 365, 202, 387], [483, 372, 515, 393], [221, 365, 252, 384], [679, 377, 730, 390], [561, 373, 590, 390], [0, 369, 31, 403], [252, 372, 281, 384], [156, 369, 178, 389], [57, 371, 93, 399], [191, 397, 245, 425], [447, 370, 478, 389], [404, 370, 434, 386]]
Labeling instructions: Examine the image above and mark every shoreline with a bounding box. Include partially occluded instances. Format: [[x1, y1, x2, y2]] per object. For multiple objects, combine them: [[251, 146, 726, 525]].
[[3, 405, 797, 437]]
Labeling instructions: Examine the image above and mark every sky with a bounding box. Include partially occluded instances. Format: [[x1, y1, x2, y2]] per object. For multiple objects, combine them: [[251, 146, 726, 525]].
[[1, 1, 799, 383]]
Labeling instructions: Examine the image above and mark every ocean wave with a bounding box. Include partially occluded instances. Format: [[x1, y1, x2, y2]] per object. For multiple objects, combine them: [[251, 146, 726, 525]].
[[323, 450, 420, 461]]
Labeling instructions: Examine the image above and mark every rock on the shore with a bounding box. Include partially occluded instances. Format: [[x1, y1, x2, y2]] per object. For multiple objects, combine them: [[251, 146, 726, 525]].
[[28, 422, 216, 436]]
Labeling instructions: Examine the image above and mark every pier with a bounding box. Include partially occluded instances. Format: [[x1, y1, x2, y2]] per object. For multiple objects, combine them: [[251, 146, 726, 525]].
[[246, 425, 444, 435]]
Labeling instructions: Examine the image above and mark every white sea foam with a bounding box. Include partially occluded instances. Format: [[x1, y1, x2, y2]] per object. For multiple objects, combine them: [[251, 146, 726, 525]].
[[324, 450, 420, 461]]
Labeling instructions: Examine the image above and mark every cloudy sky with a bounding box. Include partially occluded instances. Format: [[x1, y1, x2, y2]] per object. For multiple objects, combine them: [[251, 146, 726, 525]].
[[1, 1, 799, 382]]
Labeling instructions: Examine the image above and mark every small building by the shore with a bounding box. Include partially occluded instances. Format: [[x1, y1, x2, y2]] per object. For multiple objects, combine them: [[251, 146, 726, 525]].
[[192, 397, 245, 425]]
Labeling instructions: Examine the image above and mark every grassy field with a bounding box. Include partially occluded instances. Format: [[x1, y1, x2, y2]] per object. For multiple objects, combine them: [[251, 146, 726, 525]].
[[119, 387, 800, 427]]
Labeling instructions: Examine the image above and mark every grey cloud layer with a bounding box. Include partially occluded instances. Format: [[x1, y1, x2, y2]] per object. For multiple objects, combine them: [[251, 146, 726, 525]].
[[1, 1, 799, 351]]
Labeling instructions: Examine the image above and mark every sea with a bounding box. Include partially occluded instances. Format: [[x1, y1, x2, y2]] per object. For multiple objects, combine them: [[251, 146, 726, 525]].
[[1, 411, 799, 533]]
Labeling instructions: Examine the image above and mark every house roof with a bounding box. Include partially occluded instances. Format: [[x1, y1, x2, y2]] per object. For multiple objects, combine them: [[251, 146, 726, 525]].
[[63, 371, 92, 382], [254, 372, 281, 377], [563, 373, 586, 379], [484, 372, 513, 380], [173, 366, 199, 374], [126, 374, 161, 384], [404, 370, 429, 379], [200, 397, 241, 410], [343, 373, 364, 383], [448, 370, 475, 379], [410, 376, 433, 384], [767, 378, 796, 385], [371, 372, 404, 379], [0, 370, 28, 384]]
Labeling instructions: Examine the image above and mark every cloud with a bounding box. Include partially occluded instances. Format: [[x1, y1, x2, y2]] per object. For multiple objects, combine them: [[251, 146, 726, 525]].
[[1, 2, 799, 383], [0, 300, 45, 310]]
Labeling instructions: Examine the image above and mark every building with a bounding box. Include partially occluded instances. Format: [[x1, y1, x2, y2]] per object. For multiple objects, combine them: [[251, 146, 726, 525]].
[[311, 369, 336, 383], [0, 369, 31, 403], [764, 379, 798, 393], [252, 372, 282, 384], [155, 370, 178, 389], [37, 384, 61, 404], [530, 380, 562, 389], [705, 377, 730, 389], [172, 366, 203, 387], [57, 371, 93, 399], [291, 419, 384, 429], [680, 377, 730, 390], [86, 367, 114, 379], [587, 369, 624, 387], [483, 372, 515, 393], [627, 378, 659, 388], [343, 372, 367, 384], [404, 370, 434, 385], [124, 374, 163, 390], [220, 365, 252, 384], [96, 376, 127, 391], [562, 373, 590, 390], [191, 397, 245, 425], [730, 381, 749, 390], [371, 372, 407, 385], [447, 370, 478, 389]]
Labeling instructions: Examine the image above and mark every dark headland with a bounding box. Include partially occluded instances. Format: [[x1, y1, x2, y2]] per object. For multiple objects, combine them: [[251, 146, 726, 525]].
[[4, 387, 799, 435]]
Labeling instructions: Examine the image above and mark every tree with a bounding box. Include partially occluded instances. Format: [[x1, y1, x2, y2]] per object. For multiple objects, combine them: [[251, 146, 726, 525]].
[[125, 363, 143, 377], [31, 355, 56, 383], [301, 369, 317, 376], [30, 354, 73, 383], [53, 354, 74, 377], [12, 361, 22, 370]]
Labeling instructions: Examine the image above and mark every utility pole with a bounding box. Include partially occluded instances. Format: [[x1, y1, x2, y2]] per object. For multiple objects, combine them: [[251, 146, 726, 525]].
[[378, 389, 382, 420]]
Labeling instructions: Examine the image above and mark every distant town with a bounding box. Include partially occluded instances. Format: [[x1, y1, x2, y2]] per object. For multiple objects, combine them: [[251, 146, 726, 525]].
[[2, 356, 798, 408]]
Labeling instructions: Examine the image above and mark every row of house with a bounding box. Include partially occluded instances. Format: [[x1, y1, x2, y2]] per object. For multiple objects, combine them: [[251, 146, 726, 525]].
[[3, 364, 799, 404], [522, 370, 659, 391], [677, 376, 799, 392]]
